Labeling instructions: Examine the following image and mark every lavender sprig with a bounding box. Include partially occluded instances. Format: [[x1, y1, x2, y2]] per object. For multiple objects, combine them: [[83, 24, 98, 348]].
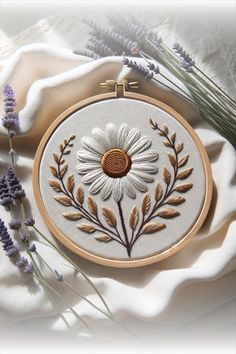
[[0, 175, 13, 207], [0, 218, 33, 273], [1, 84, 19, 132], [6, 167, 26, 201], [122, 58, 153, 80]]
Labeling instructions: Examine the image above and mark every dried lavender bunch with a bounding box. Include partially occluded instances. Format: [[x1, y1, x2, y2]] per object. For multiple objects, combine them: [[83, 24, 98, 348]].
[[0, 85, 113, 332], [77, 16, 236, 148]]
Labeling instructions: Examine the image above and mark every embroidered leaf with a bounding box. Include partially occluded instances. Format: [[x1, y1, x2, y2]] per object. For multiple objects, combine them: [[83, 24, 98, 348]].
[[102, 207, 117, 228], [163, 125, 169, 134], [142, 194, 151, 215], [76, 187, 84, 205], [149, 118, 157, 129], [77, 224, 96, 233], [175, 183, 193, 193], [163, 167, 171, 185], [142, 221, 166, 234], [66, 174, 74, 193], [129, 206, 139, 230], [163, 140, 172, 148], [176, 142, 183, 153], [60, 164, 68, 178], [48, 179, 61, 192], [177, 168, 193, 180], [170, 132, 176, 144], [63, 150, 71, 155], [49, 166, 58, 178], [70, 134, 76, 140], [62, 211, 83, 220], [95, 234, 113, 242], [53, 153, 60, 164], [87, 196, 98, 216], [64, 138, 68, 145], [168, 153, 176, 168], [166, 196, 185, 205], [155, 182, 163, 201], [59, 143, 64, 152], [54, 195, 72, 206], [178, 155, 189, 167], [156, 208, 180, 218]]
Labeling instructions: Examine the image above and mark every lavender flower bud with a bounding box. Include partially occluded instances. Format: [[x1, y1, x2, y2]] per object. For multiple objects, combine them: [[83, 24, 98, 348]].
[[24, 217, 35, 226], [1, 84, 19, 132], [23, 262, 34, 274], [9, 220, 21, 230], [122, 58, 153, 80], [147, 62, 160, 74], [15, 256, 28, 267], [173, 42, 195, 69], [20, 232, 29, 243], [55, 269, 63, 282], [0, 175, 13, 207], [0, 219, 20, 258], [6, 167, 26, 201], [28, 243, 36, 252]]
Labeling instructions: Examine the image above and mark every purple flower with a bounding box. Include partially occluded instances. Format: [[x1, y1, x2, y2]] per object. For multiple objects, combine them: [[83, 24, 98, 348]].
[[9, 220, 21, 230], [1, 84, 19, 133], [28, 243, 36, 252], [0, 219, 33, 274], [23, 262, 34, 274], [15, 256, 28, 267], [173, 43, 195, 72], [6, 167, 26, 201], [147, 61, 160, 75], [122, 58, 153, 80], [24, 217, 35, 226], [0, 175, 13, 207], [0, 218, 19, 257]]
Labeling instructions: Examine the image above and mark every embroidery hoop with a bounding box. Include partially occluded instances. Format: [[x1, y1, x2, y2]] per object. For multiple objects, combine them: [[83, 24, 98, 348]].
[[33, 80, 212, 268]]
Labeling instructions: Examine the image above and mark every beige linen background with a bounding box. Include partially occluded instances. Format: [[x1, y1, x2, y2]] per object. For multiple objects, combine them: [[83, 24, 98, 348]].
[[0, 3, 236, 354]]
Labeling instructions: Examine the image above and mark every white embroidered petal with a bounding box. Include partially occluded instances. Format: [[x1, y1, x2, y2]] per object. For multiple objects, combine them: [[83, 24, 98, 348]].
[[77, 163, 100, 175], [92, 127, 110, 151], [122, 176, 136, 199], [127, 136, 152, 156], [131, 150, 159, 163], [126, 172, 148, 192], [117, 123, 129, 148], [81, 137, 104, 155], [131, 163, 158, 174], [123, 128, 141, 151], [77, 150, 100, 163], [113, 178, 123, 202], [89, 174, 108, 195], [106, 123, 118, 147], [130, 170, 155, 183], [100, 177, 113, 200], [81, 169, 103, 184]]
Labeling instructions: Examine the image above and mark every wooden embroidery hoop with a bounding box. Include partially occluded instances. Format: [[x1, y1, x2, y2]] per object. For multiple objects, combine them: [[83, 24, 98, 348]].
[[33, 80, 213, 268]]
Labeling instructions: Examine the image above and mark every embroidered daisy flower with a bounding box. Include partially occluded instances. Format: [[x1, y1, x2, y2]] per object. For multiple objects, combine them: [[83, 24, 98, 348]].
[[77, 123, 158, 201]]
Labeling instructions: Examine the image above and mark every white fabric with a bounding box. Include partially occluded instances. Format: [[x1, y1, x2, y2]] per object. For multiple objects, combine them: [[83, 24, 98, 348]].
[[0, 6, 236, 354]]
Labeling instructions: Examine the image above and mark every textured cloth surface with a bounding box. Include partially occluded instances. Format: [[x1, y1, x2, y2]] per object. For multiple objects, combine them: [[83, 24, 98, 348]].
[[0, 5, 236, 354]]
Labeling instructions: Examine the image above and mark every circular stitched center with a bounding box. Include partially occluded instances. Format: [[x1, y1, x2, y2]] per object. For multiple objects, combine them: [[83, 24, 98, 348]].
[[101, 148, 132, 178]]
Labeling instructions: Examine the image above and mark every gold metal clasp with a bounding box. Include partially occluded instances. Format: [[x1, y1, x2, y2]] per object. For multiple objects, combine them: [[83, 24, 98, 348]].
[[100, 79, 139, 96]]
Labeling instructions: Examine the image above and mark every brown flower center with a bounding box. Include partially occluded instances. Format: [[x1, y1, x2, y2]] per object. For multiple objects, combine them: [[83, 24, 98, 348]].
[[101, 148, 132, 178]]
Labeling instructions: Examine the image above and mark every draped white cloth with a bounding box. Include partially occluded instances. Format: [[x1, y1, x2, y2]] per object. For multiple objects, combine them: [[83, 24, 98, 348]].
[[0, 8, 236, 354]]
